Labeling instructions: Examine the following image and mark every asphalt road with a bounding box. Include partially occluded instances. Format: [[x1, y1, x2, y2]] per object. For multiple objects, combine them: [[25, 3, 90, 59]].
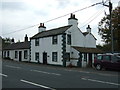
[[1, 59, 120, 89]]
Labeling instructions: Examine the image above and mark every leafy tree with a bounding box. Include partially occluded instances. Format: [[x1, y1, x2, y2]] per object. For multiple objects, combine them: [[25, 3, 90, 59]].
[[2, 38, 14, 48], [98, 6, 120, 52]]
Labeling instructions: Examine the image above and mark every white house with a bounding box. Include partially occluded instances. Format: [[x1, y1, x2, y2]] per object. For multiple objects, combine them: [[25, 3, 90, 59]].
[[3, 35, 30, 62], [30, 14, 102, 67]]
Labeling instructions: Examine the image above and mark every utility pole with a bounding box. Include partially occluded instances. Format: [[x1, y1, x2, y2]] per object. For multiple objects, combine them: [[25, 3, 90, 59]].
[[103, 0, 113, 53], [109, 1, 113, 54]]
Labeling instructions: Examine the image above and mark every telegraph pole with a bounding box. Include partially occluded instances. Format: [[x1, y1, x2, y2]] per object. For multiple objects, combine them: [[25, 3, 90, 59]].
[[109, 1, 113, 54], [103, 0, 113, 53]]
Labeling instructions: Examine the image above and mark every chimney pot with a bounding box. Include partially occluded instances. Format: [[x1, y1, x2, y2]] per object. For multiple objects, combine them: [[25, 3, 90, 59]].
[[38, 23, 46, 32], [86, 25, 91, 33], [25, 34, 28, 42], [40, 23, 43, 26]]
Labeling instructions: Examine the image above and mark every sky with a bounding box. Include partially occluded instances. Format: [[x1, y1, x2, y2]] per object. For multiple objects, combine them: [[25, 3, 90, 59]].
[[0, 0, 119, 45]]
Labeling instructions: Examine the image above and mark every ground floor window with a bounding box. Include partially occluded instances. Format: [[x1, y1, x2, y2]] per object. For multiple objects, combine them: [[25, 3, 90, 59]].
[[4, 51, 6, 57], [35, 52, 39, 61], [24, 50, 28, 59], [15, 51, 18, 58], [52, 52, 57, 62]]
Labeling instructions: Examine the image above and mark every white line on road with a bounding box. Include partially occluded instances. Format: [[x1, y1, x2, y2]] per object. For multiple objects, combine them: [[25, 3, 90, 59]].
[[5, 65, 21, 69], [64, 69, 90, 73], [20, 79, 55, 90], [81, 78, 120, 86], [30, 69, 61, 76], [96, 73, 118, 77], [0, 73, 8, 77]]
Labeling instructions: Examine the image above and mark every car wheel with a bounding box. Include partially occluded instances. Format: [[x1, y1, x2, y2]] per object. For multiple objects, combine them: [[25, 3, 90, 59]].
[[96, 64, 102, 70]]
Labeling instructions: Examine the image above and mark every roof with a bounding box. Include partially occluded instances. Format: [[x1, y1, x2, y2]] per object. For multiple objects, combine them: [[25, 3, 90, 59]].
[[82, 32, 89, 36], [31, 25, 72, 39], [82, 32, 97, 40], [72, 46, 103, 53], [3, 41, 30, 50]]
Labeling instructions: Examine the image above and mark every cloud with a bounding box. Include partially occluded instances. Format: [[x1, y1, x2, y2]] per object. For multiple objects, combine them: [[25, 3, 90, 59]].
[[1, 2, 26, 11], [1, 0, 119, 44]]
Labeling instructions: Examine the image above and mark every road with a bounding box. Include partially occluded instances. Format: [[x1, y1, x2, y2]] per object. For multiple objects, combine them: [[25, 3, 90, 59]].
[[1, 59, 120, 89]]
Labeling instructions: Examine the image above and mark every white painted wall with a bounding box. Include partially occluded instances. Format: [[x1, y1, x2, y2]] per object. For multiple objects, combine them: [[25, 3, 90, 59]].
[[30, 16, 97, 67], [31, 35, 63, 65], [3, 49, 30, 62], [85, 34, 96, 48]]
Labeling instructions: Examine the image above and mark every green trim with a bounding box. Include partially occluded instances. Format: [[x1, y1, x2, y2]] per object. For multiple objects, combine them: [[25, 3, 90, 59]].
[[61, 33, 66, 67]]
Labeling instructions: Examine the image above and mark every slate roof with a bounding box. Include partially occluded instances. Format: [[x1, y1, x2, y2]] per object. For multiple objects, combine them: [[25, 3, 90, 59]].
[[72, 46, 103, 53], [31, 25, 72, 39], [3, 41, 30, 50], [82, 32, 89, 36]]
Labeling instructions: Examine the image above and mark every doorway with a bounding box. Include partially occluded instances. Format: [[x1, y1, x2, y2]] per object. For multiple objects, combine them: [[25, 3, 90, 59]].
[[43, 52, 47, 64], [19, 51, 22, 61], [88, 53, 92, 67]]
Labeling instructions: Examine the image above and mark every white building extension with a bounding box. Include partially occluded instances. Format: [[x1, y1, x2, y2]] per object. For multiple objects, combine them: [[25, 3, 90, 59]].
[[30, 13, 102, 67], [3, 35, 30, 62]]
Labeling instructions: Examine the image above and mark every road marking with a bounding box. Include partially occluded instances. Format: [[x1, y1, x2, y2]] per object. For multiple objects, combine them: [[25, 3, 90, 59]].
[[5, 65, 21, 69], [64, 69, 90, 74], [96, 73, 118, 77], [78, 71, 90, 73], [0, 73, 8, 77], [81, 78, 120, 86], [30, 69, 61, 76], [65, 69, 117, 77], [20, 79, 55, 90]]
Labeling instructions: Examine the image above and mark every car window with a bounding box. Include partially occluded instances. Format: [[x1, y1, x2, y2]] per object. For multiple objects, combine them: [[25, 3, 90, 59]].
[[103, 55, 111, 61], [111, 55, 120, 62], [97, 55, 102, 60]]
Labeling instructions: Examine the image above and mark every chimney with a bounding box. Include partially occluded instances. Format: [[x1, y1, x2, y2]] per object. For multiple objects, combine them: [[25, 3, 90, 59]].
[[11, 38, 15, 43], [25, 34, 28, 42], [86, 25, 91, 33], [38, 23, 46, 32], [68, 13, 78, 26]]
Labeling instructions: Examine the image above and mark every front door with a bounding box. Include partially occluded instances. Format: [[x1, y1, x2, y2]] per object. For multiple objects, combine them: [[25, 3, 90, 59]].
[[19, 51, 22, 61], [43, 52, 47, 64]]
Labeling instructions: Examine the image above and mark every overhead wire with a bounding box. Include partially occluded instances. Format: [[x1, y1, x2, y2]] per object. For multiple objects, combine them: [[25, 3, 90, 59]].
[[3, 1, 106, 36], [3, 24, 39, 35], [79, 8, 106, 29]]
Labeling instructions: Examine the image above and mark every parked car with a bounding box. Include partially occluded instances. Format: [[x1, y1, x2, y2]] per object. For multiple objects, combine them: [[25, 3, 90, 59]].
[[94, 54, 120, 71]]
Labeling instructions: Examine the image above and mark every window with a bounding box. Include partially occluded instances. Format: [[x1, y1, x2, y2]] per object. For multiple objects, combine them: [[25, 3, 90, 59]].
[[52, 52, 57, 62], [111, 55, 120, 62], [7, 51, 9, 57], [103, 55, 111, 61], [15, 51, 18, 58], [52, 35, 57, 44], [35, 52, 39, 61], [97, 55, 102, 60], [67, 34, 71, 45], [24, 50, 28, 59], [35, 38, 39, 46]]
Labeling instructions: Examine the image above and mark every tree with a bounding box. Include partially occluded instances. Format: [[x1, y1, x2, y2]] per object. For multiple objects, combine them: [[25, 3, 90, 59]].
[[98, 6, 120, 52], [2, 38, 14, 48]]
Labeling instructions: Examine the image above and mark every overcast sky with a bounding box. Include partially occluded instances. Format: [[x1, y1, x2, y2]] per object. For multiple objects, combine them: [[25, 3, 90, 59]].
[[0, 0, 119, 45]]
